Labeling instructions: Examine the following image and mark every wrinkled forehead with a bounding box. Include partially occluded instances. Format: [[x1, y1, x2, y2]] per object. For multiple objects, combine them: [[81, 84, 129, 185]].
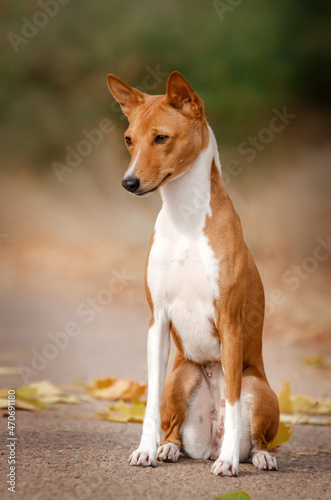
[[128, 94, 179, 134]]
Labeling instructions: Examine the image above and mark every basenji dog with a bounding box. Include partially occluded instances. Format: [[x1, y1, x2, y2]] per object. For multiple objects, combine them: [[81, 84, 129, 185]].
[[107, 71, 280, 476]]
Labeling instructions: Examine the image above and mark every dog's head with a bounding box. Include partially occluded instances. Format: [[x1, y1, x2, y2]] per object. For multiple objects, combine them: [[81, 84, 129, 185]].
[[107, 71, 209, 196]]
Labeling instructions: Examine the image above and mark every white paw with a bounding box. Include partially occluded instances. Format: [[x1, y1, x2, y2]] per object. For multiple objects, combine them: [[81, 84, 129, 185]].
[[128, 447, 157, 467], [157, 442, 180, 462], [211, 458, 238, 477], [252, 450, 278, 471]]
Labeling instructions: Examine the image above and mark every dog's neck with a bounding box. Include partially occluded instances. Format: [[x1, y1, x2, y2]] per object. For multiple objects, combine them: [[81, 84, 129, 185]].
[[160, 126, 221, 234]]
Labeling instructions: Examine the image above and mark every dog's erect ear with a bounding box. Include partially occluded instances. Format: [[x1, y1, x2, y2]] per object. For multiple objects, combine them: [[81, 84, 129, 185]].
[[107, 75, 145, 117], [166, 71, 204, 117]]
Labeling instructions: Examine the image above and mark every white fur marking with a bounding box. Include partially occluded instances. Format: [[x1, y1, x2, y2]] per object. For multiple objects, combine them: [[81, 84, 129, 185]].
[[211, 400, 242, 476], [207, 125, 222, 173], [129, 318, 170, 467], [126, 149, 140, 177], [148, 130, 222, 364]]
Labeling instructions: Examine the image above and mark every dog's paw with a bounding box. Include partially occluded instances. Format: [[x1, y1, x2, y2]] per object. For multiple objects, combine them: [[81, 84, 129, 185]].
[[128, 448, 157, 467], [252, 450, 278, 471], [211, 458, 238, 477], [157, 442, 180, 462]]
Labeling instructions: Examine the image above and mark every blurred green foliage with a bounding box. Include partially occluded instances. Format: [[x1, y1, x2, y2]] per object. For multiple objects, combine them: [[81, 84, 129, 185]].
[[1, 0, 330, 169]]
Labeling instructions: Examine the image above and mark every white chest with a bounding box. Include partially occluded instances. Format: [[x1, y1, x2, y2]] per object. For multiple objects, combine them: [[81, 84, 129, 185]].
[[146, 127, 223, 363], [147, 212, 222, 363]]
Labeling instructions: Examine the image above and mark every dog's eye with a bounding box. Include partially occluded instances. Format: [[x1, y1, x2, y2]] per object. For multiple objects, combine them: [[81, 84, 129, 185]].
[[125, 136, 132, 146], [155, 135, 169, 144]]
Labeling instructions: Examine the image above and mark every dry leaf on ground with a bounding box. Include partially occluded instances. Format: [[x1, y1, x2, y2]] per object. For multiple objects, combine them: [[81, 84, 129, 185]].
[[280, 413, 331, 426], [83, 376, 146, 401], [97, 400, 146, 423], [303, 355, 331, 367], [29, 381, 85, 404], [269, 379, 331, 449], [278, 380, 331, 416], [267, 421, 293, 450], [0, 380, 86, 412], [0, 395, 46, 411]]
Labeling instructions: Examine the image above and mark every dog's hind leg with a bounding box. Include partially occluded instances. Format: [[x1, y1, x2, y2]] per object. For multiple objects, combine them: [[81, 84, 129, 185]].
[[157, 354, 202, 462], [243, 370, 279, 471]]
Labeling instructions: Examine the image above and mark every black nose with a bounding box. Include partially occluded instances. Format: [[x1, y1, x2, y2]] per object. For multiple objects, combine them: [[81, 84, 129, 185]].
[[122, 176, 140, 193]]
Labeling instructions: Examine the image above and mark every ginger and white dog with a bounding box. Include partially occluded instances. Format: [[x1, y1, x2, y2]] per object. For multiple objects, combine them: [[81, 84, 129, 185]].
[[107, 71, 279, 476]]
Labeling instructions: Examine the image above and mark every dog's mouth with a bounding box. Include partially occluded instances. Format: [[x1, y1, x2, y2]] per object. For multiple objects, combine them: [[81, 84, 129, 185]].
[[135, 173, 172, 196]]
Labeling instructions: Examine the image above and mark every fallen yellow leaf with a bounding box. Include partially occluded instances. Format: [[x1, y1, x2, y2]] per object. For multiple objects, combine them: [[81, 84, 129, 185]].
[[280, 413, 331, 426], [92, 377, 118, 389], [278, 380, 292, 413], [28, 381, 83, 404], [303, 355, 331, 367], [0, 380, 86, 412], [97, 400, 146, 423], [0, 397, 45, 411], [291, 394, 312, 413], [17, 386, 38, 400], [268, 421, 293, 450], [312, 401, 331, 415], [277, 380, 331, 416], [86, 376, 146, 401]]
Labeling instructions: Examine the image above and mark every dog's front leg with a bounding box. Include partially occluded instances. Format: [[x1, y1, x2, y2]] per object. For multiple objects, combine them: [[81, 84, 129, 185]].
[[129, 315, 170, 467], [211, 323, 243, 477]]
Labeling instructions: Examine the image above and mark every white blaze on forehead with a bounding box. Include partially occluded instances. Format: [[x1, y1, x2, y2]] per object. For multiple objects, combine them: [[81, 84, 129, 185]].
[[126, 149, 140, 177]]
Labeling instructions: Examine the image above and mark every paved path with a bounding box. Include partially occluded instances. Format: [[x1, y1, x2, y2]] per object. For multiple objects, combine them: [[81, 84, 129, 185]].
[[0, 403, 330, 500], [1, 292, 331, 499]]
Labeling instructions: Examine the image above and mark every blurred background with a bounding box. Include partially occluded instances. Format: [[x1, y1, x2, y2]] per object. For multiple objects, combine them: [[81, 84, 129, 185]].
[[0, 0, 330, 387]]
